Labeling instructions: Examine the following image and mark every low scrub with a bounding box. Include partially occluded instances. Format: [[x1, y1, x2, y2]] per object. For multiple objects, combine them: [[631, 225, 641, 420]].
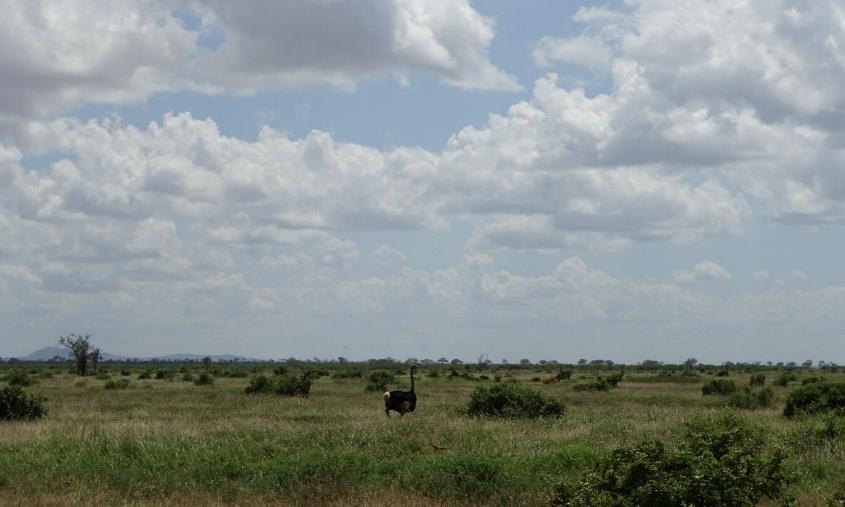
[[774, 371, 797, 387], [749, 373, 766, 386], [552, 413, 794, 506], [573, 372, 624, 392], [366, 370, 396, 392], [194, 372, 214, 386], [104, 378, 130, 390], [783, 381, 845, 417], [245, 373, 312, 397], [727, 386, 774, 409], [3, 370, 35, 387], [0, 386, 47, 421], [702, 378, 737, 396], [467, 383, 564, 419]]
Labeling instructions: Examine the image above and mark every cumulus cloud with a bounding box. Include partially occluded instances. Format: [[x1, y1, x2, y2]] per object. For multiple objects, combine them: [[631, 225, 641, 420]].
[[533, 36, 611, 71], [673, 262, 733, 282], [0, 0, 519, 124]]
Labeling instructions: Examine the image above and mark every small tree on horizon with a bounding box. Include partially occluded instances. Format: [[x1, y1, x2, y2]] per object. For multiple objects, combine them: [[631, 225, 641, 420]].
[[59, 333, 94, 376]]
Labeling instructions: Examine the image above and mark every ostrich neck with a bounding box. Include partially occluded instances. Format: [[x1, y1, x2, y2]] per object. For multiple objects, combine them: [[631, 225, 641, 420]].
[[410, 368, 415, 392]]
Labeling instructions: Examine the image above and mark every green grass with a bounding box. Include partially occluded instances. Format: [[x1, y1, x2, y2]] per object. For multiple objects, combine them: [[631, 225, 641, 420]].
[[0, 366, 842, 505]]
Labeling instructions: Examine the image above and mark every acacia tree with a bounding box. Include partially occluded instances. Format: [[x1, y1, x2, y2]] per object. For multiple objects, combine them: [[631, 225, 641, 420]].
[[59, 333, 94, 376]]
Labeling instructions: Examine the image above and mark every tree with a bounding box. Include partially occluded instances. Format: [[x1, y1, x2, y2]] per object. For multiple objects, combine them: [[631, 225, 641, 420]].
[[450, 358, 463, 365], [88, 348, 101, 373], [577, 358, 587, 365], [437, 357, 448, 364], [201, 356, 212, 370], [520, 358, 532, 366], [59, 333, 93, 376], [684, 357, 698, 368]]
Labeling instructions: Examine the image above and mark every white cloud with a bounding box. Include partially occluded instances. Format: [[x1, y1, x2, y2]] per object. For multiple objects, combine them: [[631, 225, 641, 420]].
[[0, 0, 519, 125], [673, 261, 733, 282], [533, 36, 612, 71]]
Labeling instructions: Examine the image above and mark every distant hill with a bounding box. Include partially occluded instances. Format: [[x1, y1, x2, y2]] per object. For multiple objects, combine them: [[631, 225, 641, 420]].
[[18, 346, 259, 362]]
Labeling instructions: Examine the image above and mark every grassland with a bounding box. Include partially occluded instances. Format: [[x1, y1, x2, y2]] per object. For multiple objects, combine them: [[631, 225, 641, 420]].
[[0, 363, 843, 506]]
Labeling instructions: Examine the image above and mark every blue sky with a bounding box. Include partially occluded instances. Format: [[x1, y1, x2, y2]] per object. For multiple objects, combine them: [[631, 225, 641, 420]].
[[1, 0, 844, 364]]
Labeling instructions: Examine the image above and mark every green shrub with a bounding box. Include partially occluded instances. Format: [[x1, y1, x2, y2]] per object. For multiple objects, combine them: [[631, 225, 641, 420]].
[[181, 372, 194, 382], [104, 378, 130, 390], [120, 369, 131, 376], [466, 383, 564, 419], [194, 372, 214, 386], [774, 372, 797, 387], [802, 376, 826, 385], [275, 373, 313, 397], [555, 368, 573, 380], [716, 369, 730, 377], [138, 370, 152, 380], [366, 370, 396, 392], [0, 386, 47, 421], [95, 371, 111, 381], [727, 386, 774, 409], [783, 382, 845, 417], [789, 414, 845, 451], [224, 369, 249, 378], [573, 380, 610, 392], [749, 373, 766, 386], [702, 379, 737, 396], [245, 374, 273, 394], [3, 370, 35, 387], [272, 365, 288, 376], [155, 370, 175, 380], [552, 412, 793, 506]]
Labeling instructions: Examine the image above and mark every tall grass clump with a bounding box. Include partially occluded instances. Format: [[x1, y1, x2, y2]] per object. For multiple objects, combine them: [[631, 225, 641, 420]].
[[467, 383, 564, 419], [552, 412, 793, 506], [104, 378, 130, 390], [702, 378, 737, 396], [0, 386, 47, 421], [783, 382, 845, 417]]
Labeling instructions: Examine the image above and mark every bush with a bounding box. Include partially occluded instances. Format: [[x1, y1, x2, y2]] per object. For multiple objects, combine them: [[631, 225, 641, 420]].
[[181, 372, 194, 382], [275, 373, 313, 397], [194, 372, 214, 386], [138, 371, 152, 380], [727, 386, 774, 409], [366, 370, 396, 392], [0, 386, 47, 421], [245, 374, 273, 394], [104, 378, 130, 390], [3, 370, 35, 387], [716, 369, 730, 377], [573, 381, 610, 392], [120, 369, 131, 376], [552, 413, 793, 506], [95, 371, 111, 381], [783, 382, 845, 417], [774, 371, 797, 387], [272, 365, 288, 376], [801, 376, 826, 385], [155, 370, 175, 380], [555, 369, 573, 380], [246, 373, 312, 397], [702, 379, 737, 396], [749, 373, 766, 386], [466, 383, 564, 419]]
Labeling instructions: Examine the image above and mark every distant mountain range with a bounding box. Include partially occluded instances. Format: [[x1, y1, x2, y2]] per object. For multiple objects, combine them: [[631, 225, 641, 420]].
[[18, 346, 260, 362]]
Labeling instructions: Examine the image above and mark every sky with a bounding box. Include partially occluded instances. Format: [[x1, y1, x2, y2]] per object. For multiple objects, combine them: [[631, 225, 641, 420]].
[[1, 0, 844, 364]]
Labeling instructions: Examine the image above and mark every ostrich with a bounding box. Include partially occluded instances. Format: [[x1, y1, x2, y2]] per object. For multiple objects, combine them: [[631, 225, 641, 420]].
[[383, 365, 418, 417]]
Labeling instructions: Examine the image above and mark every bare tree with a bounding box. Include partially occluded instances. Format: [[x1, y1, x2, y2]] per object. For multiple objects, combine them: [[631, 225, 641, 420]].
[[88, 348, 101, 374], [59, 333, 94, 376]]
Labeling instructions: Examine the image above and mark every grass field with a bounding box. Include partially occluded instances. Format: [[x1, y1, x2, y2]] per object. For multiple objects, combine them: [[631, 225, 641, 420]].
[[1, 364, 843, 506]]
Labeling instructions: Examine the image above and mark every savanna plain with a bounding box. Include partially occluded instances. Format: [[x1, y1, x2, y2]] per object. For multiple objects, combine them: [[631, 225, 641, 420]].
[[1, 362, 844, 506]]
